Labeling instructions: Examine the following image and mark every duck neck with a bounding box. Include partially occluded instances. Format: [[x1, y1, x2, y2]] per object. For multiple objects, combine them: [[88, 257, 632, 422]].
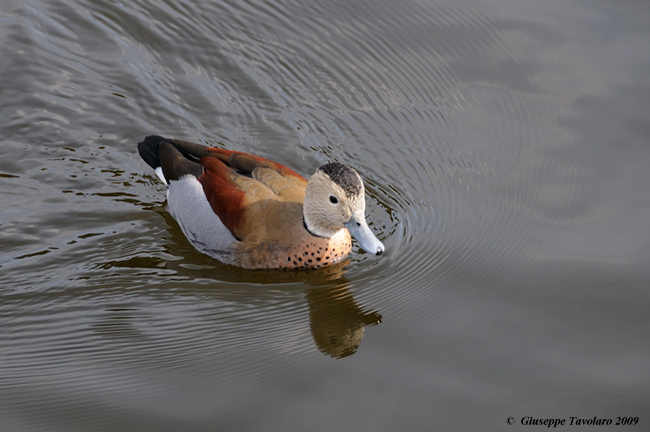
[[303, 213, 344, 239], [303, 216, 325, 238]]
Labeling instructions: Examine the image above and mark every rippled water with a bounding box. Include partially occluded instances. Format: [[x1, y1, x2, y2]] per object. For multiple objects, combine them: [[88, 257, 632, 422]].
[[2, 0, 650, 430]]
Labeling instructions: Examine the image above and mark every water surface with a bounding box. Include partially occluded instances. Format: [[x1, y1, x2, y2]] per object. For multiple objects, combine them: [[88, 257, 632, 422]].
[[1, 0, 649, 430]]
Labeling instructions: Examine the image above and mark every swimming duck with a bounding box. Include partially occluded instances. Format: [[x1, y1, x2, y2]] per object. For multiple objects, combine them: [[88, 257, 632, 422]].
[[138, 136, 385, 269]]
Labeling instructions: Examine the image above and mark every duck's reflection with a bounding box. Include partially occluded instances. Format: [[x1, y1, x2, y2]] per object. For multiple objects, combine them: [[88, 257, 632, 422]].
[[307, 284, 382, 358], [94, 209, 382, 359]]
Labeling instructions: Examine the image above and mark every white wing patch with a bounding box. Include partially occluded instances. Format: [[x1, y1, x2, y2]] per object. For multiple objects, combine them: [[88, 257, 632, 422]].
[[167, 175, 237, 261], [154, 167, 167, 185]]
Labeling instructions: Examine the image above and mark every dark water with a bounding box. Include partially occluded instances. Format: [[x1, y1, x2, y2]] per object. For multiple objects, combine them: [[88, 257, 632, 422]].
[[2, 0, 649, 430]]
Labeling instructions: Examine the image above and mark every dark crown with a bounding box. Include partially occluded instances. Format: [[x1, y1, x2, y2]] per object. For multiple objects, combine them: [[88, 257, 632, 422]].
[[319, 162, 362, 197]]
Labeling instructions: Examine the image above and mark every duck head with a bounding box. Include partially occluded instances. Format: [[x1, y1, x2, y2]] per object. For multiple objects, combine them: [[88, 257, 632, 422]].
[[303, 162, 385, 256]]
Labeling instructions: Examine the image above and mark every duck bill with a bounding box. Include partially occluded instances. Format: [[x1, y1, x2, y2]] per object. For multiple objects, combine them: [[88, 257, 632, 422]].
[[345, 212, 385, 256]]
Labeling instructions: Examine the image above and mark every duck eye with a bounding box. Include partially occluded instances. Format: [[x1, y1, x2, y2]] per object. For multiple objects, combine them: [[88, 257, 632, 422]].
[[329, 195, 338, 204]]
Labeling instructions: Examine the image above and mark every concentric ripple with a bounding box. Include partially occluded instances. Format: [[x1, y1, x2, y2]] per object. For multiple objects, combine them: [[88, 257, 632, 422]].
[[2, 0, 624, 427]]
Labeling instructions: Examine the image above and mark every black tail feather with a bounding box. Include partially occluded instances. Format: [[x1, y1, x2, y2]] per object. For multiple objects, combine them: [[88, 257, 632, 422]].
[[137, 135, 166, 170], [138, 135, 205, 182]]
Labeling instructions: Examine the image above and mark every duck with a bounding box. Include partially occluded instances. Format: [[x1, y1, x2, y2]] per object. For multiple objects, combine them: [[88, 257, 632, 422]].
[[137, 136, 385, 269]]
